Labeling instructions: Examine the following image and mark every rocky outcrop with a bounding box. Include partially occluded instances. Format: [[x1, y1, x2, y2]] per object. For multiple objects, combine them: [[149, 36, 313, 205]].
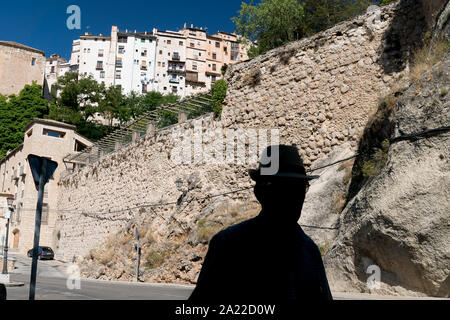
[[324, 53, 450, 297]]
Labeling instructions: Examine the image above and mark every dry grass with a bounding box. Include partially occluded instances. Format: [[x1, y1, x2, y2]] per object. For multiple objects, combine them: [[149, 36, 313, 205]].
[[410, 39, 450, 82], [145, 250, 169, 269], [196, 203, 260, 243], [93, 248, 115, 265]]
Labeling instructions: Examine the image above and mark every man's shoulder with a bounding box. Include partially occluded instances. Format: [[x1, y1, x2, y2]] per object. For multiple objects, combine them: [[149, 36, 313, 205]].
[[212, 217, 260, 243]]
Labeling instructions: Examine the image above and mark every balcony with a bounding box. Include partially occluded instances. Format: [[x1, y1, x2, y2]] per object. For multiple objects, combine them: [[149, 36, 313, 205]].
[[172, 53, 180, 61], [169, 78, 179, 84], [115, 62, 123, 68], [167, 67, 185, 74]]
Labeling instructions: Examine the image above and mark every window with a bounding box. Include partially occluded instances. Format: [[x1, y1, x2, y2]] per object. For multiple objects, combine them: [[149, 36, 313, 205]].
[[118, 36, 128, 43], [51, 66, 55, 73], [212, 53, 217, 60], [43, 128, 66, 138], [96, 61, 103, 70], [118, 46, 125, 54], [212, 64, 217, 71], [42, 203, 49, 224], [74, 140, 87, 152], [98, 49, 104, 57], [179, 41, 183, 46], [190, 42, 195, 48], [141, 38, 145, 43], [116, 57, 123, 67], [212, 75, 217, 83], [31, 58, 36, 66], [192, 62, 197, 70], [141, 49, 147, 57], [159, 50, 163, 55], [142, 84, 147, 93], [116, 70, 121, 79], [162, 62, 165, 67], [27, 129, 33, 137], [167, 40, 171, 44], [215, 42, 220, 48], [100, 71, 105, 78], [141, 61, 147, 70]]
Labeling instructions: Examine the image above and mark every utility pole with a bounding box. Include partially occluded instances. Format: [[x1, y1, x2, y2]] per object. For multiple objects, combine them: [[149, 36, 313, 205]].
[[1, 197, 14, 277], [27, 155, 58, 300], [135, 227, 141, 283]]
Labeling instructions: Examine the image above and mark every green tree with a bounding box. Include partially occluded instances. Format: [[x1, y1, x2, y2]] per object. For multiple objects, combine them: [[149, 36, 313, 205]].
[[232, 0, 306, 55], [49, 72, 104, 125], [0, 83, 49, 159], [303, 0, 372, 36]]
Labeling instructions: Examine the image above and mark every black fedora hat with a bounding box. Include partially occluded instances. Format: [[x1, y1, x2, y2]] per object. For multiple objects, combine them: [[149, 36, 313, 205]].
[[248, 145, 320, 181]]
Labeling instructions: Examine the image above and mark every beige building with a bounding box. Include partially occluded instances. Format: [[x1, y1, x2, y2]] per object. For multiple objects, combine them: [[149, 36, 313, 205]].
[[180, 25, 208, 96], [0, 119, 92, 254], [0, 41, 46, 96], [205, 31, 250, 88]]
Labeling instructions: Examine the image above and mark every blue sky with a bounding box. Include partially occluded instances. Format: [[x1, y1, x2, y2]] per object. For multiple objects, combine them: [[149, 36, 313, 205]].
[[0, 0, 245, 60]]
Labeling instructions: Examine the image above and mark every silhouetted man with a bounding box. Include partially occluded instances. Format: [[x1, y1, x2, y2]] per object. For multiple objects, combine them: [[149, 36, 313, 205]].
[[0, 283, 6, 300], [189, 145, 332, 301]]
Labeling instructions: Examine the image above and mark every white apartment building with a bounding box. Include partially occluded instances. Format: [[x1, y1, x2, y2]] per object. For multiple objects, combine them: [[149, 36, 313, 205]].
[[69, 26, 158, 96], [73, 33, 114, 87], [115, 29, 158, 95], [44, 54, 70, 99], [153, 29, 187, 98]]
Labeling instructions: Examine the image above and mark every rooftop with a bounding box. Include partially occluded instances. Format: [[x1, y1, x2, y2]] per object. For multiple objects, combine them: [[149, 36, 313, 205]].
[[0, 41, 45, 55], [24, 118, 77, 132]]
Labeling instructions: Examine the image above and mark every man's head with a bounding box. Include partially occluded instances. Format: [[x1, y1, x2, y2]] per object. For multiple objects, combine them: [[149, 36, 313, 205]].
[[249, 145, 319, 222]]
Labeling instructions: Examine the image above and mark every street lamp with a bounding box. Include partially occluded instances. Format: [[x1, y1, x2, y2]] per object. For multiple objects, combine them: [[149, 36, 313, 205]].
[[2, 197, 14, 275]]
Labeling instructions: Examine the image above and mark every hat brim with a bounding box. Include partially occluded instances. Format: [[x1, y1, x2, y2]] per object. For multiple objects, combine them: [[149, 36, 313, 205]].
[[248, 169, 320, 181]]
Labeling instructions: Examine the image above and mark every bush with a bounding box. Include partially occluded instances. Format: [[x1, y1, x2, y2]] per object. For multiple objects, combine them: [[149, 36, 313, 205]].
[[211, 79, 228, 117], [410, 38, 450, 82], [145, 250, 168, 269]]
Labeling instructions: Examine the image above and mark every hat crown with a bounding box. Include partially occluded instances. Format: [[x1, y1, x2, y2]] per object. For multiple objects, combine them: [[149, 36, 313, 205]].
[[259, 145, 306, 175]]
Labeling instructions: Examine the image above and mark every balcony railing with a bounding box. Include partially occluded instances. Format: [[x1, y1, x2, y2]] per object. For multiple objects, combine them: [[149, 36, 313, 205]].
[[168, 67, 185, 74], [172, 54, 180, 61], [116, 62, 123, 68], [169, 78, 179, 84]]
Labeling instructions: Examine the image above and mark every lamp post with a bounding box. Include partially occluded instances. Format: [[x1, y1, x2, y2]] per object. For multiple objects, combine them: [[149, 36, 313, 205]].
[[2, 197, 14, 275]]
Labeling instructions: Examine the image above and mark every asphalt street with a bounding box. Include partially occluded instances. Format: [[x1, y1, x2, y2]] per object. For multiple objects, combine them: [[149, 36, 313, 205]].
[[5, 253, 194, 300]]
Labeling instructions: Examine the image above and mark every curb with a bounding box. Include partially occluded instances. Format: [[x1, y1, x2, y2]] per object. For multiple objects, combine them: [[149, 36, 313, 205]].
[[0, 282, 25, 287]]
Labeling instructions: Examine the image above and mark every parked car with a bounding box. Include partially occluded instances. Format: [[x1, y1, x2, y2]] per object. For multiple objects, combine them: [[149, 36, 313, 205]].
[[27, 246, 54, 260]]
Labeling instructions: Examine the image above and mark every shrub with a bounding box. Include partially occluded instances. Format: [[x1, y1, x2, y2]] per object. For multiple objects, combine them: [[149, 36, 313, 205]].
[[410, 38, 450, 82], [145, 250, 168, 269], [211, 79, 228, 117]]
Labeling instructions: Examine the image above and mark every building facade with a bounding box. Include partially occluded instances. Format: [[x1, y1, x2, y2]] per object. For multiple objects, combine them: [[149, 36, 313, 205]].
[[0, 119, 92, 254], [67, 25, 250, 98], [154, 29, 187, 98], [44, 54, 70, 100], [0, 41, 46, 96]]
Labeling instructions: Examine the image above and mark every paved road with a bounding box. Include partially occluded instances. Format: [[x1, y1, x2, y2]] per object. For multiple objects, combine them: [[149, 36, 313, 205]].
[[5, 253, 193, 300], [3, 253, 446, 300]]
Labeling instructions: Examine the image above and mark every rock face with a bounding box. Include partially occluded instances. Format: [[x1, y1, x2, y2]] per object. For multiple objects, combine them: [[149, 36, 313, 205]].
[[324, 54, 450, 297], [299, 142, 356, 249]]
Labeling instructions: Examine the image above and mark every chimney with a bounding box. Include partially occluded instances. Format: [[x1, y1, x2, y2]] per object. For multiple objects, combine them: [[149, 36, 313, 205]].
[[191, 24, 193, 28]]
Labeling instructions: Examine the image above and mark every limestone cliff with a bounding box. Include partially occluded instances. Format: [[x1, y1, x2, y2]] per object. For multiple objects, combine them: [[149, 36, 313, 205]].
[[325, 52, 450, 297]]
